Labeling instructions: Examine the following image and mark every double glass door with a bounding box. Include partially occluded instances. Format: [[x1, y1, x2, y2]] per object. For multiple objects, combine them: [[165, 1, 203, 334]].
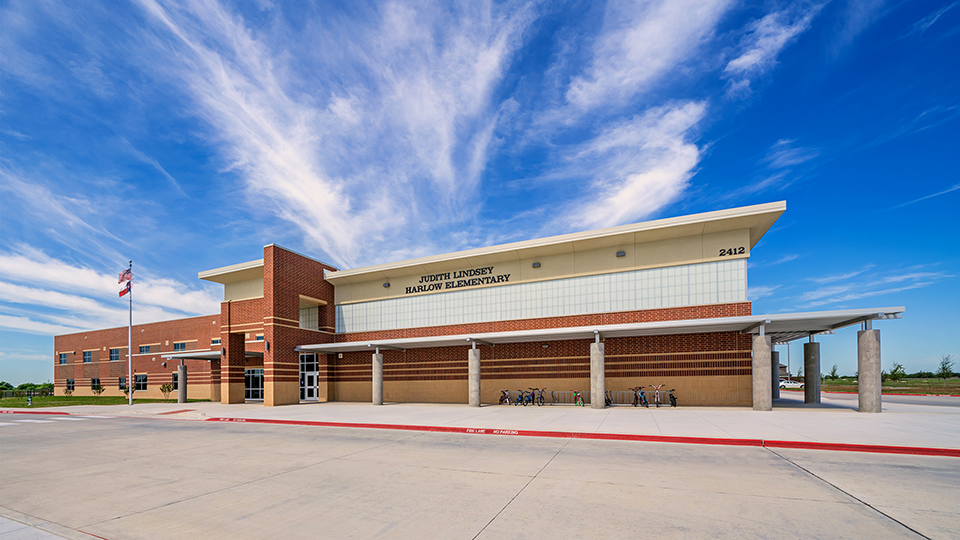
[[245, 369, 264, 401], [300, 353, 318, 401]]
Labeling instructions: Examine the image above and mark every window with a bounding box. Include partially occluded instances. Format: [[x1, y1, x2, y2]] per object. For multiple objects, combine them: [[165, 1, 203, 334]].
[[139, 345, 150, 354], [173, 342, 186, 351], [255, 335, 264, 341], [299, 307, 319, 330], [172, 372, 178, 390], [109, 348, 120, 361], [58, 353, 67, 365], [90, 378, 100, 389], [135, 374, 147, 391], [83, 351, 92, 363], [66, 379, 75, 391], [211, 338, 221, 346], [118, 377, 126, 390]]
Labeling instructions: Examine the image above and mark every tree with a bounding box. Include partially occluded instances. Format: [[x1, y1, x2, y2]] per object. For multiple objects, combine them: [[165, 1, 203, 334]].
[[937, 354, 954, 385], [889, 363, 906, 382], [0, 381, 13, 391], [797, 365, 803, 379], [92, 384, 105, 397], [829, 364, 839, 380], [63, 389, 73, 397], [159, 384, 173, 400]]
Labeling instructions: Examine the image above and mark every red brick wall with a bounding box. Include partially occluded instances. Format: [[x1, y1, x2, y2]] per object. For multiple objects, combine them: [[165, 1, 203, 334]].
[[326, 331, 752, 383], [53, 314, 220, 395]]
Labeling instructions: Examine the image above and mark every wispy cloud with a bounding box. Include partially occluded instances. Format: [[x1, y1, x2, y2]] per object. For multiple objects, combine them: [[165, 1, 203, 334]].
[[831, 0, 887, 56], [0, 247, 220, 335], [763, 139, 819, 168], [551, 101, 707, 231], [902, 1, 959, 38], [749, 285, 780, 301], [797, 266, 950, 307], [566, 0, 734, 111], [724, 3, 825, 97], [890, 182, 960, 209], [130, 0, 535, 268]]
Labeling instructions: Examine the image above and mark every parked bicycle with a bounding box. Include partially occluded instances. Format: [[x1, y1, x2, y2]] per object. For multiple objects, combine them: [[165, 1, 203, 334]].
[[573, 390, 585, 406], [515, 389, 528, 406], [604, 391, 612, 406], [668, 389, 677, 407], [629, 386, 648, 407], [530, 387, 546, 406], [499, 390, 512, 405], [650, 384, 665, 408]]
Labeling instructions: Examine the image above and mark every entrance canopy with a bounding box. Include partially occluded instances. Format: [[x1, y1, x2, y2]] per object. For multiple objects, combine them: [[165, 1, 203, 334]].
[[160, 349, 264, 361], [296, 306, 904, 354]]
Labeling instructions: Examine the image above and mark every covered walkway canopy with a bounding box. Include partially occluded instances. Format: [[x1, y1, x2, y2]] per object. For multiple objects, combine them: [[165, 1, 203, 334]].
[[297, 307, 903, 413]]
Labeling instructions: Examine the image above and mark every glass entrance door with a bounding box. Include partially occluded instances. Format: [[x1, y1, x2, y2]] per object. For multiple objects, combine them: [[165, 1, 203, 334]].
[[245, 368, 264, 401], [300, 353, 318, 401]]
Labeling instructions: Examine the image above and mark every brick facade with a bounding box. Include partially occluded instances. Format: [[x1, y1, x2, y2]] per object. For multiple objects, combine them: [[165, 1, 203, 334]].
[[53, 248, 756, 406]]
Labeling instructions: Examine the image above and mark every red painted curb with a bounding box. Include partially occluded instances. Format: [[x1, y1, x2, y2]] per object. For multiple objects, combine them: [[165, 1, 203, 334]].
[[0, 410, 70, 416], [204, 417, 958, 457]]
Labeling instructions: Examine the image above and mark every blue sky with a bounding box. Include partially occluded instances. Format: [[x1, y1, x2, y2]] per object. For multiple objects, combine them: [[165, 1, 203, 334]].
[[2, 0, 957, 385]]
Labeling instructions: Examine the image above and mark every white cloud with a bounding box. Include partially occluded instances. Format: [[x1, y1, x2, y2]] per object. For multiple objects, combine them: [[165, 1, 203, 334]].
[[764, 139, 819, 168], [0, 248, 221, 335], [551, 101, 707, 231], [566, 0, 734, 110], [749, 285, 780, 301], [130, 0, 534, 268], [902, 1, 959, 38], [724, 4, 825, 96]]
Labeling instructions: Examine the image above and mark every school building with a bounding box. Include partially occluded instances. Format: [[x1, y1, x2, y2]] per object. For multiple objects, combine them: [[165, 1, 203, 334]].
[[53, 201, 902, 412]]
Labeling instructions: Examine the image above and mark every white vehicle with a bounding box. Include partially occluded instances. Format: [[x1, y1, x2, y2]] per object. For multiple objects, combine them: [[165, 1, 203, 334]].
[[779, 379, 804, 389]]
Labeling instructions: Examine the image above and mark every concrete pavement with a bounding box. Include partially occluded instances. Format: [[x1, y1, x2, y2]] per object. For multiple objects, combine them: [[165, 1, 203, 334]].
[[7, 391, 958, 452]]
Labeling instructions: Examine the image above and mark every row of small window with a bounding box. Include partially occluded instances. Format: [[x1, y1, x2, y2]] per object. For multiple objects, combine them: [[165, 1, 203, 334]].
[[63, 374, 174, 391], [58, 341, 208, 364]]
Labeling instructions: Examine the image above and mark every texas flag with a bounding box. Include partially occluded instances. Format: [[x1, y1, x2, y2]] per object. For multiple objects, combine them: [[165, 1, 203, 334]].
[[119, 281, 132, 297], [118, 268, 132, 283]]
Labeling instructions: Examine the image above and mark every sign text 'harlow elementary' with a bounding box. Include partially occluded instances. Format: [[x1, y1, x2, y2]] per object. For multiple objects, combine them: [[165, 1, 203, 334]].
[[406, 267, 511, 294]]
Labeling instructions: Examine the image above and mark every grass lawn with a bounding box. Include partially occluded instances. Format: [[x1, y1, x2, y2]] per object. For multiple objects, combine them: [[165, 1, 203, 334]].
[[0, 396, 211, 408], [818, 378, 960, 395]]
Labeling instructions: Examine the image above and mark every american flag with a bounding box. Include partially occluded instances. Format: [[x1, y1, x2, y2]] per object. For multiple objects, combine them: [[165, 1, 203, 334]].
[[118, 268, 132, 283]]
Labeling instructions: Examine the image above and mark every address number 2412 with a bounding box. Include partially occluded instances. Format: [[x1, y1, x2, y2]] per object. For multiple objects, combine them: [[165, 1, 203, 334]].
[[719, 247, 745, 257]]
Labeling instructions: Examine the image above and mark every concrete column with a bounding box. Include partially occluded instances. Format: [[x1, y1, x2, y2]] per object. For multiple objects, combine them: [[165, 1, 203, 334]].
[[804, 341, 821, 404], [468, 348, 480, 407], [222, 332, 246, 404], [372, 353, 383, 405], [177, 363, 187, 404], [858, 329, 881, 413], [590, 341, 605, 409], [771, 350, 781, 399], [752, 334, 772, 411]]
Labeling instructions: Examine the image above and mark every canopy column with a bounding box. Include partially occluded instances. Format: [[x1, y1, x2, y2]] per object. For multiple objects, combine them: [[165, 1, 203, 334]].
[[752, 331, 772, 411], [468, 345, 481, 407], [372, 350, 383, 405], [771, 350, 780, 399], [858, 322, 881, 413], [590, 331, 605, 409], [804, 337, 821, 404]]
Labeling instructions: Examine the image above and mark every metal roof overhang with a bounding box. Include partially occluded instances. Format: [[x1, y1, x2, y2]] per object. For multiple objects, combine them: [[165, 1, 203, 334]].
[[296, 306, 904, 354], [160, 349, 264, 361]]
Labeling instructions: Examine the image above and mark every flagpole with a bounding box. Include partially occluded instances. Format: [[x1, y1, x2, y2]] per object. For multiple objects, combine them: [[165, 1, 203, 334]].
[[128, 260, 133, 406]]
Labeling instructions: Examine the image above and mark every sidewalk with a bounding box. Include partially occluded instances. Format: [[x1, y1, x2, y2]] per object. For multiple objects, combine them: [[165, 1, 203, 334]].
[[5, 391, 959, 455]]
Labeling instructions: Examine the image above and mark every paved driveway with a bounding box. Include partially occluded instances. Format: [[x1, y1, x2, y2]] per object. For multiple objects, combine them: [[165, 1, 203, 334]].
[[2, 413, 957, 539]]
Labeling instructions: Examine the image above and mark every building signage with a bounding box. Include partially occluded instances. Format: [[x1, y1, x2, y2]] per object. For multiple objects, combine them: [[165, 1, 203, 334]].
[[405, 266, 511, 294]]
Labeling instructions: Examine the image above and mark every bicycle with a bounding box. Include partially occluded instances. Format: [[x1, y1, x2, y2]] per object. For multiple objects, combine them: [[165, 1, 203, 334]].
[[650, 384, 665, 408], [668, 389, 677, 407], [499, 390, 512, 405], [573, 390, 585, 407], [604, 391, 612, 406], [515, 389, 530, 406], [530, 387, 546, 406], [629, 386, 648, 408]]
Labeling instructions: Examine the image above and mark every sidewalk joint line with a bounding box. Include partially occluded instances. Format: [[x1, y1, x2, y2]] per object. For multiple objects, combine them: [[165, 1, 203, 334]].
[[765, 448, 932, 540], [472, 438, 571, 540]]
